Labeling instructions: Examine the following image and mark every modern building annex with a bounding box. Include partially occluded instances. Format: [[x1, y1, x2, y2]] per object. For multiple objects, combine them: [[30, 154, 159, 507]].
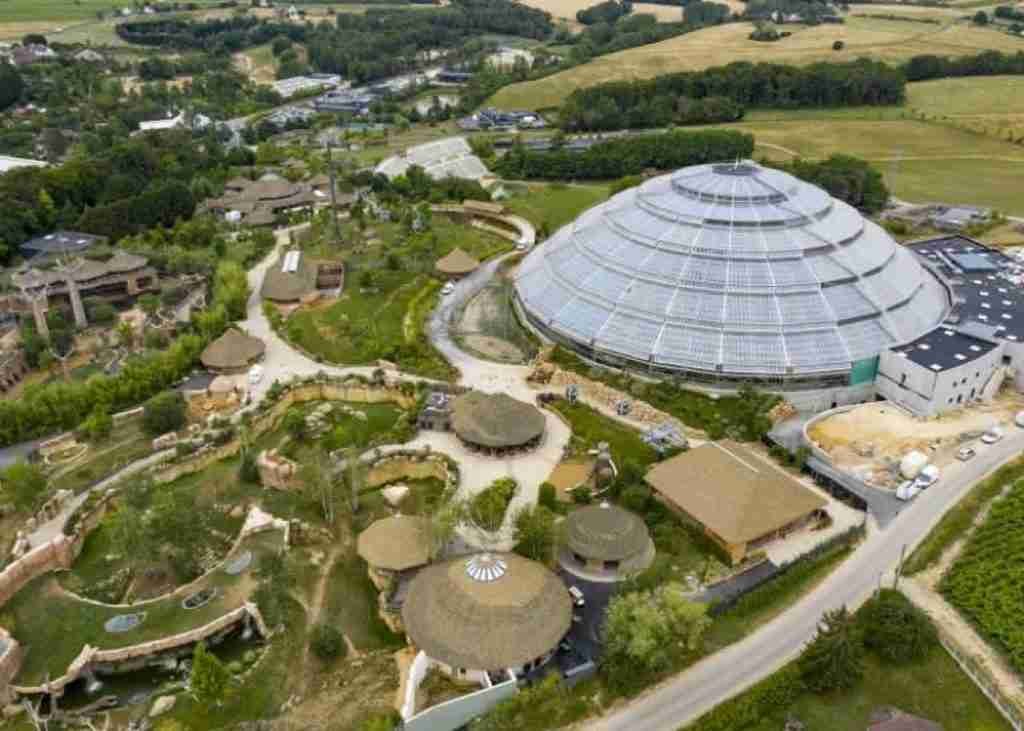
[[514, 161, 950, 401]]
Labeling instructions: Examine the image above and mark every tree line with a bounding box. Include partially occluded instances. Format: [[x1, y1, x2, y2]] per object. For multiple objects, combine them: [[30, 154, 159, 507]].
[[492, 129, 754, 180], [0, 129, 239, 260], [116, 15, 305, 52], [577, 0, 633, 25], [903, 49, 1024, 82], [304, 0, 554, 84], [559, 58, 905, 131]]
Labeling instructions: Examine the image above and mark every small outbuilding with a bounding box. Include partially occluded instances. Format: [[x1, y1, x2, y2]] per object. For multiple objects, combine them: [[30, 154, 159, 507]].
[[450, 391, 545, 453], [435, 247, 480, 279], [644, 440, 827, 564], [561, 502, 654, 580], [401, 553, 572, 679], [200, 328, 266, 374]]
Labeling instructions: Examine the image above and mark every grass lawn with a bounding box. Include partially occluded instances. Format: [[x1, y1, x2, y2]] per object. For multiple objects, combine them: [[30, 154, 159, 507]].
[[729, 649, 1010, 731], [8, 529, 285, 685], [503, 182, 610, 233], [887, 158, 1024, 215], [907, 75, 1024, 117], [490, 18, 1024, 110], [324, 551, 404, 652]]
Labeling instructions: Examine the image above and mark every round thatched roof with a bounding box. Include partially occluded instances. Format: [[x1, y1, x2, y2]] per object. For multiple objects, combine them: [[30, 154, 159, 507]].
[[450, 392, 544, 448], [402, 553, 572, 671], [260, 250, 318, 302], [200, 328, 265, 370], [357, 515, 431, 572], [435, 247, 480, 276], [565, 503, 651, 562]]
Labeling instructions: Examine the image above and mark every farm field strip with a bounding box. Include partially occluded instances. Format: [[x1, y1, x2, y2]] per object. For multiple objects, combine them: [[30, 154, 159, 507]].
[[490, 18, 1024, 110]]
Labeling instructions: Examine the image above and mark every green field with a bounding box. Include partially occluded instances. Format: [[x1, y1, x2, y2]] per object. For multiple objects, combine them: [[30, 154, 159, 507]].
[[490, 18, 1024, 110], [941, 481, 1024, 674], [503, 182, 611, 233]]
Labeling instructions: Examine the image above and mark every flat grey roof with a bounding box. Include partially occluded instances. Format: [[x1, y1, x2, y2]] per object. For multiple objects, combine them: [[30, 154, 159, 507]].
[[891, 327, 998, 373]]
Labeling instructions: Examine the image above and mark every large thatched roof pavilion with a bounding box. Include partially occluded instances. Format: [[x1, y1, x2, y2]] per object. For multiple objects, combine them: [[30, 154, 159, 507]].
[[200, 328, 265, 374], [401, 553, 571, 677], [450, 391, 545, 453], [561, 502, 654, 580]]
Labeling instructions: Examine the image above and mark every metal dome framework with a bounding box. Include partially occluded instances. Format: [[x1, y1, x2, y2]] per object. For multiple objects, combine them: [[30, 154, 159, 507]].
[[515, 161, 950, 387]]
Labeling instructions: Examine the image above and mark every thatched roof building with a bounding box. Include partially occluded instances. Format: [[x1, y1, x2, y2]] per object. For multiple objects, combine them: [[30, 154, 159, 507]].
[[357, 515, 431, 572], [435, 247, 480, 278], [562, 502, 654, 578], [402, 553, 571, 672], [260, 249, 319, 302], [200, 328, 265, 373], [645, 440, 826, 563], [450, 392, 545, 450]]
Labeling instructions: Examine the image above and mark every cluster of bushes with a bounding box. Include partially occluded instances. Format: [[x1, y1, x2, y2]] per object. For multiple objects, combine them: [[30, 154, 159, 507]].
[[577, 0, 633, 25], [687, 590, 936, 729], [493, 128, 753, 180], [903, 49, 1024, 82], [306, 0, 553, 84], [0, 128, 233, 258], [559, 59, 905, 131], [116, 16, 304, 52], [773, 154, 890, 213], [469, 477, 518, 531]]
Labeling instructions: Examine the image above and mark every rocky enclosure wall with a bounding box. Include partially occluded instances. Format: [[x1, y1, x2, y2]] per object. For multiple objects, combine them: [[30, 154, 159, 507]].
[[0, 536, 76, 607], [12, 602, 270, 695], [367, 454, 451, 489]]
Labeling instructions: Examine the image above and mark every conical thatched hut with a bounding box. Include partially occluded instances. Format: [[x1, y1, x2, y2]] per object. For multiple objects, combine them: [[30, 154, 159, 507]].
[[200, 328, 265, 374], [435, 247, 480, 279]]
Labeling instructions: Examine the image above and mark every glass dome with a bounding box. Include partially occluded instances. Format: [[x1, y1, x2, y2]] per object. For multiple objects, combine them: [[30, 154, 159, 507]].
[[515, 161, 949, 382]]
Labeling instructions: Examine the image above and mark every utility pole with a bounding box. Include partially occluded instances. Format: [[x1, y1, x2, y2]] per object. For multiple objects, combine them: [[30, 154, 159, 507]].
[[325, 141, 342, 247]]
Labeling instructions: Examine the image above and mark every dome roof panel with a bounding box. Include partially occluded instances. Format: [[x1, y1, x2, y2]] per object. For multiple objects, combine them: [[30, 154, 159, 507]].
[[515, 161, 948, 380]]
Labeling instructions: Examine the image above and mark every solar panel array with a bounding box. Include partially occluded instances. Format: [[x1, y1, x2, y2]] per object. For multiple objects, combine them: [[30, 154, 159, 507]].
[[375, 137, 489, 181], [515, 161, 950, 379]]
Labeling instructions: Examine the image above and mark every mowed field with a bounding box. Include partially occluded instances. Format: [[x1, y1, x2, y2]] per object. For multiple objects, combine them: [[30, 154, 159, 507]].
[[490, 17, 1024, 109], [694, 109, 1024, 213]]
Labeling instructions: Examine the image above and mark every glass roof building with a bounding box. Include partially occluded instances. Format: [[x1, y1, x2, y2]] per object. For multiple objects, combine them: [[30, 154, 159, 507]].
[[514, 161, 950, 389]]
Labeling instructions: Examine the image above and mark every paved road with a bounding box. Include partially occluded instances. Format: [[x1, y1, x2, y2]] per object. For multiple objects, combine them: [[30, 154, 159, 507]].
[[588, 432, 1024, 731]]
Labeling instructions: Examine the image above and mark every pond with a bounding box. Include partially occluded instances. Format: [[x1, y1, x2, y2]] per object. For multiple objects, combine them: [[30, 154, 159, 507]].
[[57, 629, 263, 712]]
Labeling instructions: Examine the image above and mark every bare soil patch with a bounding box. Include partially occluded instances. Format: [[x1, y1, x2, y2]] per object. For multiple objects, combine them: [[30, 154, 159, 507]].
[[546, 457, 595, 499], [808, 394, 1024, 486]]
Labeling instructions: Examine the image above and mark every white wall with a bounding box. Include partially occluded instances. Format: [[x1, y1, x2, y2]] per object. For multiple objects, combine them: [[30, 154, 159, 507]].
[[877, 343, 1005, 417]]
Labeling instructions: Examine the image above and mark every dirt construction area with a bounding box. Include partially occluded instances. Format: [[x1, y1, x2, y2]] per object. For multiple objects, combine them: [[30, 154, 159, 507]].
[[807, 392, 1024, 488]]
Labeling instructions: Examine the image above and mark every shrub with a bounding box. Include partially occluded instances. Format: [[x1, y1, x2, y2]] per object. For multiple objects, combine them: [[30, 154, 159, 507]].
[[798, 607, 864, 693], [143, 391, 187, 436], [79, 406, 113, 441], [859, 589, 935, 664], [833, 40, 844, 50], [310, 623, 346, 661], [620, 484, 651, 514], [470, 477, 518, 531], [538, 482, 558, 510], [239, 451, 261, 484]]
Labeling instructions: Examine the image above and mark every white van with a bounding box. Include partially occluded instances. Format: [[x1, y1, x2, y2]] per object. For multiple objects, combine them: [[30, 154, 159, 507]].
[[568, 585, 585, 607]]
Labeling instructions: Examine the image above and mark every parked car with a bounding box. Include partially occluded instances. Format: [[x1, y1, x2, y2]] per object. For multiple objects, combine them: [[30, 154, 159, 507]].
[[568, 585, 585, 607], [982, 426, 1004, 444], [248, 364, 264, 385], [1016, 411, 1024, 428], [956, 446, 976, 461], [915, 464, 940, 489], [441, 281, 455, 295], [896, 480, 921, 502]]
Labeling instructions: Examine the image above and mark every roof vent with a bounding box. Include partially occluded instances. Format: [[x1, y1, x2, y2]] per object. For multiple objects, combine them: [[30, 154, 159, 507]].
[[712, 162, 756, 176], [466, 553, 507, 583]]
